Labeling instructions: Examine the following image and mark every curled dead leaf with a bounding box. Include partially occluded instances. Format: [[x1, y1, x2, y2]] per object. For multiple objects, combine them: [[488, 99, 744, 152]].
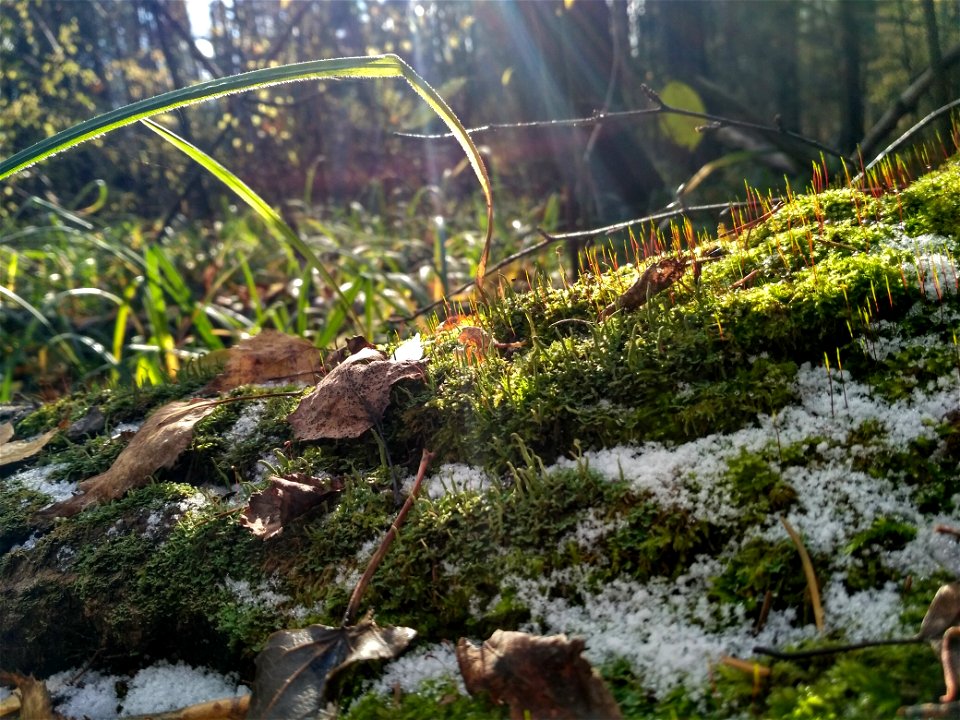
[[36, 398, 219, 519], [204, 330, 325, 393], [456, 630, 622, 720], [456, 327, 524, 364], [0, 671, 63, 720], [288, 348, 426, 441], [322, 335, 377, 372], [920, 582, 960, 702], [600, 257, 687, 319], [240, 473, 344, 540], [249, 619, 416, 719]]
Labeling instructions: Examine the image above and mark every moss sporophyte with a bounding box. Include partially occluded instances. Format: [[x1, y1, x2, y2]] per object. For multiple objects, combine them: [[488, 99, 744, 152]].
[[3, 157, 960, 717]]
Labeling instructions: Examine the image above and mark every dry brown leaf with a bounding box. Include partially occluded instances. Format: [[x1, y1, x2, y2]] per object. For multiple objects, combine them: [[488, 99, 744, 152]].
[[0, 422, 12, 445], [456, 630, 623, 720], [240, 473, 345, 540], [456, 327, 524, 364], [0, 428, 57, 467], [0, 671, 63, 720], [205, 330, 325, 392], [919, 582, 960, 702], [288, 348, 426, 441], [600, 257, 687, 319], [37, 398, 219, 519], [249, 619, 416, 719], [322, 335, 377, 372], [920, 582, 960, 641]]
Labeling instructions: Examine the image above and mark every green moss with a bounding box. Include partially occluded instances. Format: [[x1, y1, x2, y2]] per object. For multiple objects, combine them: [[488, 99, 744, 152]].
[[721, 449, 797, 526], [885, 158, 960, 239], [0, 483, 50, 552], [843, 516, 917, 591], [342, 679, 508, 720], [6, 157, 960, 714], [710, 538, 811, 617], [764, 646, 941, 720], [598, 501, 719, 584], [1, 482, 280, 676]]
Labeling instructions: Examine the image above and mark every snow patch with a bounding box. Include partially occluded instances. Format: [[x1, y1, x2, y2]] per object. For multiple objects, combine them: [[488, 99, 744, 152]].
[[7, 463, 75, 504], [367, 642, 465, 697], [48, 662, 247, 719]]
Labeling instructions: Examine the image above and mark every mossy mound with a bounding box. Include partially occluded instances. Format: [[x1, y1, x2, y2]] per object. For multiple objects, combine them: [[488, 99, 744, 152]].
[[3, 158, 960, 717]]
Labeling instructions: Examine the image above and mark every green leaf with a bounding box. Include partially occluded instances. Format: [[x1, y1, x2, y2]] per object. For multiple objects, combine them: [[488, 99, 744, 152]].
[[658, 81, 706, 151]]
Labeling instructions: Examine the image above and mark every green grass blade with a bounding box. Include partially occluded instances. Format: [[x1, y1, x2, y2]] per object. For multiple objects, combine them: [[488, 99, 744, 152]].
[[0, 53, 493, 292], [142, 118, 358, 334]]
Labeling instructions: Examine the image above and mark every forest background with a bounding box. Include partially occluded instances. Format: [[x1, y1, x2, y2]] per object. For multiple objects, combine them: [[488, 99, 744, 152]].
[[1, 0, 959, 396]]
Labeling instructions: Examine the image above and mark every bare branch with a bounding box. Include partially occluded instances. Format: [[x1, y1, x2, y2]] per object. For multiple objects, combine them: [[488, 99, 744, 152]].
[[343, 448, 435, 626], [405, 201, 747, 321], [397, 85, 842, 160], [857, 40, 960, 160], [854, 98, 960, 183]]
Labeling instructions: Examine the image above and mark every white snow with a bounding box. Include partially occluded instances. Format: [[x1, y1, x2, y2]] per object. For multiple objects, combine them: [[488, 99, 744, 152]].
[[225, 400, 267, 443], [46, 662, 248, 719], [6, 462, 75, 505], [366, 642, 464, 697], [401, 462, 493, 499]]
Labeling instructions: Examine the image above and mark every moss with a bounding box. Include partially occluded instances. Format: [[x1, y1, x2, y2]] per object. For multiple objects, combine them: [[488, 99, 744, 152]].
[[342, 679, 509, 720], [288, 463, 619, 639], [843, 516, 917, 591], [598, 501, 719, 584], [710, 538, 812, 617], [0, 483, 50, 553], [721, 448, 797, 526], [1, 482, 278, 676], [763, 646, 941, 720], [885, 158, 960, 239]]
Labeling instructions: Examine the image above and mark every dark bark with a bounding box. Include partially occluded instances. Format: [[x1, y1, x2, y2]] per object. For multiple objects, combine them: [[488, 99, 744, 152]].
[[838, 1, 866, 152]]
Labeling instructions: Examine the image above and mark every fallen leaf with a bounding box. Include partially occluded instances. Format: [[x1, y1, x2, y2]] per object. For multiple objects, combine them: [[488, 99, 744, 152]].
[[920, 582, 960, 702], [920, 582, 960, 640], [600, 257, 687, 319], [322, 335, 377, 371], [240, 473, 345, 540], [0, 422, 12, 445], [0, 671, 63, 720], [288, 348, 426, 441], [121, 694, 250, 720], [456, 630, 623, 720], [249, 619, 416, 719], [456, 327, 524, 364], [37, 398, 219, 519], [205, 330, 325, 392], [0, 428, 57, 467], [438, 313, 475, 332]]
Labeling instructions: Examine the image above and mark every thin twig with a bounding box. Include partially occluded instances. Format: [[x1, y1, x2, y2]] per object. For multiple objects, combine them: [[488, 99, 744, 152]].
[[342, 448, 435, 626], [781, 515, 825, 632], [404, 201, 747, 321], [854, 98, 960, 183], [754, 636, 923, 661], [397, 84, 842, 159]]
